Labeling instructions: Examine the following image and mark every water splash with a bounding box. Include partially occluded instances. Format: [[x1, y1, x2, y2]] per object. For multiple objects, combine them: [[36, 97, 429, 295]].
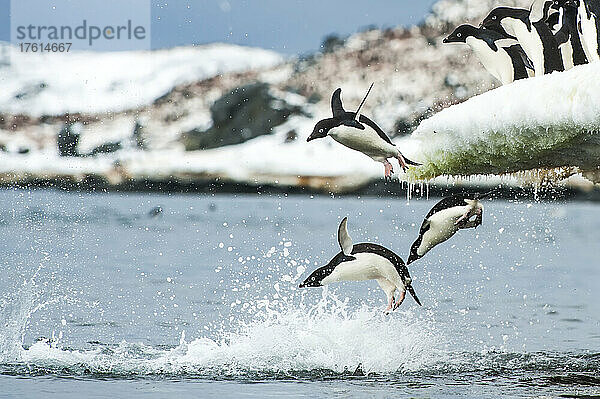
[[0, 286, 443, 378]]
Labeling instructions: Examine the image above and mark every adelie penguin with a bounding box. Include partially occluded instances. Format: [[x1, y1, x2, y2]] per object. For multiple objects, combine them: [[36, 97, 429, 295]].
[[553, 0, 589, 69], [481, 1, 565, 76], [307, 85, 420, 181], [577, 0, 600, 62], [299, 217, 421, 312], [407, 192, 492, 265], [444, 24, 534, 85]]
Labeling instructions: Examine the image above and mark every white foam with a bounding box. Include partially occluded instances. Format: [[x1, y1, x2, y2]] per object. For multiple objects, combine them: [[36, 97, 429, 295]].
[[1, 288, 443, 376]]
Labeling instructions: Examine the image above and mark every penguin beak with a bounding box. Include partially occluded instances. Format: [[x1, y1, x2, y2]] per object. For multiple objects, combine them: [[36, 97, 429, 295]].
[[442, 37, 450, 43]]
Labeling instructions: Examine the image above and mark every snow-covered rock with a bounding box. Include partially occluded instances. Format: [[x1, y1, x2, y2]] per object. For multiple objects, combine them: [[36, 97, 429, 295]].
[[0, 44, 283, 116]]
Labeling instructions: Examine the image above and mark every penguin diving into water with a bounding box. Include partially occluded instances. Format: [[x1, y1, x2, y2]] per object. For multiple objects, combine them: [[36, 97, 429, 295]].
[[407, 192, 492, 265], [306, 85, 420, 181], [444, 24, 534, 85], [481, 2, 565, 75], [299, 217, 421, 312]]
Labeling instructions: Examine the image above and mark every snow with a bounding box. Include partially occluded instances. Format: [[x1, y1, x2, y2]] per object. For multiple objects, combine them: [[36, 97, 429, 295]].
[[404, 62, 600, 180], [0, 44, 283, 116]]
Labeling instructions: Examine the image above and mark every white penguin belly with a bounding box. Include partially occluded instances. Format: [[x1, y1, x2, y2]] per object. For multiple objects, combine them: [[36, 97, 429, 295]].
[[322, 253, 401, 287], [467, 37, 514, 85], [505, 19, 546, 74], [559, 40, 575, 70], [329, 125, 397, 159], [579, 7, 600, 62], [417, 206, 469, 256]]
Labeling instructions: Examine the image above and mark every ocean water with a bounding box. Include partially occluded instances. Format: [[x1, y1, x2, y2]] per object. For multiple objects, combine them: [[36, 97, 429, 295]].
[[0, 188, 598, 398]]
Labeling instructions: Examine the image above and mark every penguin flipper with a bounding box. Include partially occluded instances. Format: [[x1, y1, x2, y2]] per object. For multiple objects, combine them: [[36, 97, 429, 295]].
[[342, 119, 365, 130], [515, 45, 535, 70], [337, 217, 354, 256], [331, 88, 345, 118]]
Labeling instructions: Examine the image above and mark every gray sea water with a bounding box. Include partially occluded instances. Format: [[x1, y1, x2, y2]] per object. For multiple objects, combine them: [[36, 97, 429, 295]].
[[0, 188, 598, 398]]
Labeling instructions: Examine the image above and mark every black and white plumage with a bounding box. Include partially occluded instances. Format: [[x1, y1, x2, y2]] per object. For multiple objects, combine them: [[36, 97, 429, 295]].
[[444, 24, 534, 85], [481, 3, 565, 75], [299, 217, 421, 312], [306, 86, 420, 180], [546, 8, 562, 32], [407, 193, 489, 265], [578, 0, 600, 62], [553, 0, 589, 68]]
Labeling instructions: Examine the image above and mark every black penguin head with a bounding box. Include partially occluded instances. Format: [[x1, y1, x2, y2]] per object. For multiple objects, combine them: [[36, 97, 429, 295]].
[[531, 0, 556, 21], [444, 24, 479, 43], [561, 0, 579, 8], [299, 266, 328, 287], [307, 118, 337, 142], [481, 8, 519, 39]]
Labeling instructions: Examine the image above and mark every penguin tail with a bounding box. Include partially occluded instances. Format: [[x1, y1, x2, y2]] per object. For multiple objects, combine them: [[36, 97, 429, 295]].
[[404, 156, 421, 167], [407, 285, 422, 306]]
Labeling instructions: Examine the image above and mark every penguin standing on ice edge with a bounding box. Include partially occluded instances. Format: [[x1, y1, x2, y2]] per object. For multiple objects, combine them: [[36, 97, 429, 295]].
[[481, 2, 564, 75], [553, 0, 588, 69], [306, 85, 420, 180], [444, 24, 534, 85], [407, 192, 491, 265], [578, 0, 600, 62], [299, 217, 421, 312]]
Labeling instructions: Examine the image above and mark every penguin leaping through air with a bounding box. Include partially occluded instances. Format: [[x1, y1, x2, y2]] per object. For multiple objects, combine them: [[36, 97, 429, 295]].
[[481, 2, 565, 75], [307, 85, 420, 181], [407, 192, 493, 265], [299, 217, 421, 312], [444, 24, 534, 85]]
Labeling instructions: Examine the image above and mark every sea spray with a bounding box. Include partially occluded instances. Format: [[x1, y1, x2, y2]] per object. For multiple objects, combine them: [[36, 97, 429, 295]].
[[1, 284, 444, 377]]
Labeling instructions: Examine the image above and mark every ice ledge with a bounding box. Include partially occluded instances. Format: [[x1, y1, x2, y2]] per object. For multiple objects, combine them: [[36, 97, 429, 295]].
[[404, 62, 600, 180]]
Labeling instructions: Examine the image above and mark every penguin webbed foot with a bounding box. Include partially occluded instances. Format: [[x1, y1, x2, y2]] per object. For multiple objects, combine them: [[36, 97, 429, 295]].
[[384, 294, 395, 314], [383, 160, 395, 182], [396, 155, 410, 173], [393, 290, 406, 310]]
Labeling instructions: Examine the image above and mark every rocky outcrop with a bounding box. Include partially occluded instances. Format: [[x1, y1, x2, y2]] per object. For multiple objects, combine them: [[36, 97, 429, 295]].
[[182, 82, 307, 151]]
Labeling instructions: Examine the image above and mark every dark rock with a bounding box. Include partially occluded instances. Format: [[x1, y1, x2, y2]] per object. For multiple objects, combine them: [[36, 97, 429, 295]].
[[321, 33, 346, 54], [393, 118, 414, 138], [88, 142, 122, 156], [284, 129, 298, 143], [133, 120, 146, 150], [57, 122, 81, 157], [182, 82, 306, 151]]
